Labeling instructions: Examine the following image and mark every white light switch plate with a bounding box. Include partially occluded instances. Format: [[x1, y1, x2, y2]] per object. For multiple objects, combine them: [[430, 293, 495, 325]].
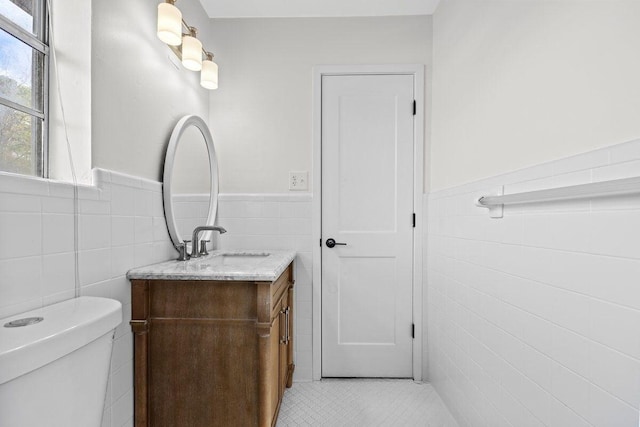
[[289, 171, 308, 191]]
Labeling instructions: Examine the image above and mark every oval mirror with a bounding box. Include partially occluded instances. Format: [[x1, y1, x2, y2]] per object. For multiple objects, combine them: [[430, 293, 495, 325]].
[[163, 115, 219, 251]]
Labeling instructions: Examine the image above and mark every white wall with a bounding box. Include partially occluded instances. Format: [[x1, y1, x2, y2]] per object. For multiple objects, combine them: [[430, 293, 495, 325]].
[[430, 0, 640, 191], [426, 139, 640, 427], [205, 16, 432, 193], [48, 0, 92, 183], [91, 0, 211, 182]]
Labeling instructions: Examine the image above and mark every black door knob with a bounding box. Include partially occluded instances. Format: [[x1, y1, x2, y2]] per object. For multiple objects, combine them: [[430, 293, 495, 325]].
[[326, 238, 347, 248]]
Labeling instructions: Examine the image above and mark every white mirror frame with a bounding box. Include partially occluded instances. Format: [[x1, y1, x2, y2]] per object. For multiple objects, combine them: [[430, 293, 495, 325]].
[[163, 115, 219, 250]]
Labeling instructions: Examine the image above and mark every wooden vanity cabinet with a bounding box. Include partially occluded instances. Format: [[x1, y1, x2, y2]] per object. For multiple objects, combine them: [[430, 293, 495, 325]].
[[130, 263, 294, 427]]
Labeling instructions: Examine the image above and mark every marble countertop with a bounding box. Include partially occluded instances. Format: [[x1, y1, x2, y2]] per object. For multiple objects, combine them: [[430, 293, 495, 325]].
[[127, 250, 296, 282]]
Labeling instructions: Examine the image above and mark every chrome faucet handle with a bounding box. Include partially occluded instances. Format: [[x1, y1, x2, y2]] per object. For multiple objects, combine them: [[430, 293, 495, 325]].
[[177, 241, 191, 261], [199, 240, 210, 256]]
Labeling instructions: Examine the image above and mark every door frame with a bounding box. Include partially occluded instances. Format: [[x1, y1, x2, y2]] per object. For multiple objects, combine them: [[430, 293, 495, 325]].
[[311, 64, 425, 381]]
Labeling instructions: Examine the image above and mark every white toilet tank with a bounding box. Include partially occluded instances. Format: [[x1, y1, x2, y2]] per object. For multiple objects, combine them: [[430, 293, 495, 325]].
[[0, 297, 122, 427]]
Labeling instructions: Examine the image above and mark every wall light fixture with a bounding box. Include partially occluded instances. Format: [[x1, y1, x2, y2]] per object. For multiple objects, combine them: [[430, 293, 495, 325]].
[[157, 0, 218, 90], [157, 0, 182, 46], [201, 52, 219, 90], [181, 27, 203, 71]]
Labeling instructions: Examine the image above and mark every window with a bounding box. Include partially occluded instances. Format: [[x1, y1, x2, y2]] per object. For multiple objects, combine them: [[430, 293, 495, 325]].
[[0, 0, 47, 177]]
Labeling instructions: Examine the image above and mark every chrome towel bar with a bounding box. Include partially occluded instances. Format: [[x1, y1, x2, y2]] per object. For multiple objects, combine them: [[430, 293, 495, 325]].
[[476, 176, 640, 218]]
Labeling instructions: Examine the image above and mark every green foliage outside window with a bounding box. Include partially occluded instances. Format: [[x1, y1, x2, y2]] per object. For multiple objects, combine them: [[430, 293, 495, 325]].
[[0, 75, 34, 174]]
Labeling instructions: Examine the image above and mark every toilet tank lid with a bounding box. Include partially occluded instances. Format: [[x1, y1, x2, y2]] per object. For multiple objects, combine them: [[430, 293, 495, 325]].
[[0, 297, 122, 385]]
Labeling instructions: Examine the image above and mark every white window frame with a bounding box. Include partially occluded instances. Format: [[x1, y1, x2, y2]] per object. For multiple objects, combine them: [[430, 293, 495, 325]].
[[0, 0, 49, 177]]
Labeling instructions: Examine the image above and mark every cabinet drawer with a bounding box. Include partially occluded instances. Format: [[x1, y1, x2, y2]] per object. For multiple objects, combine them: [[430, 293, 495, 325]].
[[149, 280, 257, 319]]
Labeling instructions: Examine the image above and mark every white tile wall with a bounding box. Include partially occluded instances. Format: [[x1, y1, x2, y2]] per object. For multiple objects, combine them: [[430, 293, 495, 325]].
[[171, 193, 210, 244], [216, 193, 314, 382], [426, 139, 640, 427], [0, 168, 174, 427], [0, 173, 313, 427]]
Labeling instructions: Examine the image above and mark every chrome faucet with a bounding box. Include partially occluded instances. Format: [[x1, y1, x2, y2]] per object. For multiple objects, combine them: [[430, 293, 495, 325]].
[[191, 225, 227, 258]]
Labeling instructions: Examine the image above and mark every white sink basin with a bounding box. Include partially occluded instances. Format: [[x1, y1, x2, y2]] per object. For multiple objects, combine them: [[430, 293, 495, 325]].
[[216, 253, 270, 266]]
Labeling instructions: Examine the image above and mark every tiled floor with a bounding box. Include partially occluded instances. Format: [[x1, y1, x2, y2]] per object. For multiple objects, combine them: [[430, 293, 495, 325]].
[[277, 379, 459, 426]]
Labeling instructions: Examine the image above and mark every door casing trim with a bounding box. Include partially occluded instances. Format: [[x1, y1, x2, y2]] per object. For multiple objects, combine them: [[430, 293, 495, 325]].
[[312, 64, 425, 381]]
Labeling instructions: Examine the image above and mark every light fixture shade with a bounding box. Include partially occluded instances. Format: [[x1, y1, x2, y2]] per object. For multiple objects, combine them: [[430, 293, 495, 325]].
[[157, 2, 182, 46], [201, 59, 218, 90], [182, 33, 202, 71]]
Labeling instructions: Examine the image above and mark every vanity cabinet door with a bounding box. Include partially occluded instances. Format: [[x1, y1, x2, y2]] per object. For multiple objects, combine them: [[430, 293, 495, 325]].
[[278, 287, 295, 396], [279, 291, 289, 396], [286, 286, 294, 388], [269, 309, 281, 422]]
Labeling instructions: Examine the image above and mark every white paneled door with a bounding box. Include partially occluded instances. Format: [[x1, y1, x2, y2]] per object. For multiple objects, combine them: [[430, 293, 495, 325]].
[[321, 74, 415, 377]]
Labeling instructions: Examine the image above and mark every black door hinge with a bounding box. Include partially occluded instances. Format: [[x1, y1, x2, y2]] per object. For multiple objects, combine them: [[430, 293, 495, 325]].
[[413, 100, 416, 116], [412, 213, 416, 228], [411, 323, 415, 338], [320, 238, 322, 247]]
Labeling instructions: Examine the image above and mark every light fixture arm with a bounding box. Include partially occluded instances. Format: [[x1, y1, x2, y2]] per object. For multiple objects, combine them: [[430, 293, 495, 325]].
[[184, 26, 197, 38]]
